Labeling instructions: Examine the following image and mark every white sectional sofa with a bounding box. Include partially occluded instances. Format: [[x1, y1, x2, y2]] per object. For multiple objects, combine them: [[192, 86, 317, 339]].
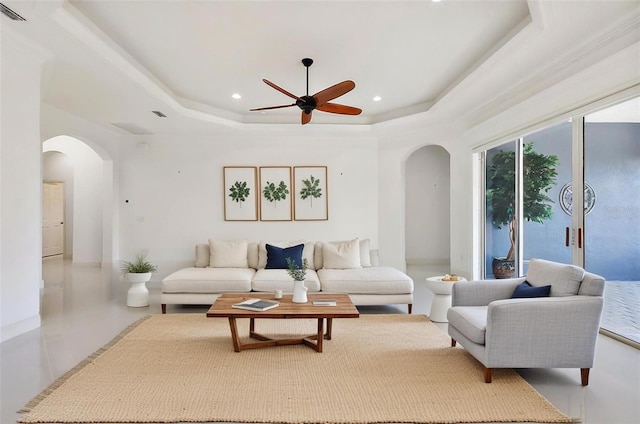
[[161, 238, 414, 313]]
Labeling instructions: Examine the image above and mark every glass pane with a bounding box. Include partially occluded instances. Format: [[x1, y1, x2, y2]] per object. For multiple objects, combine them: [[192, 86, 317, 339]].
[[485, 140, 517, 278], [521, 121, 572, 273], [585, 98, 640, 344]]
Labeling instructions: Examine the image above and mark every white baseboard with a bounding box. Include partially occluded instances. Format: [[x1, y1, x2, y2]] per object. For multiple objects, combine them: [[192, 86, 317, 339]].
[[1, 314, 41, 343]]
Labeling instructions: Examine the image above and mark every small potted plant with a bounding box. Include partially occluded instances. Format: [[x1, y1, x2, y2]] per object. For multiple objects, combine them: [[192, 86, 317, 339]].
[[121, 251, 157, 280], [121, 252, 157, 307], [286, 257, 308, 303]]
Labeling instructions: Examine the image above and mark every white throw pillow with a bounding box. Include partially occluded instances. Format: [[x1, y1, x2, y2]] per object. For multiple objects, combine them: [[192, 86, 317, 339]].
[[209, 239, 248, 268], [322, 238, 361, 269]]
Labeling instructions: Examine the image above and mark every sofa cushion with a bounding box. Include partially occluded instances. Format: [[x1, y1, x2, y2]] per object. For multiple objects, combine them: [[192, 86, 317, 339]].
[[447, 306, 488, 345], [359, 238, 372, 267], [162, 267, 254, 293], [258, 241, 314, 269], [195, 244, 209, 268], [265, 243, 304, 269], [511, 281, 551, 298], [247, 242, 259, 269], [318, 267, 413, 294], [209, 239, 248, 268], [526, 258, 585, 296], [322, 238, 361, 269], [252, 269, 321, 292]]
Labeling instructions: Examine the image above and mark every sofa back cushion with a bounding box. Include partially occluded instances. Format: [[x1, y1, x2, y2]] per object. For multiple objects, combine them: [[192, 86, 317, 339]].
[[526, 258, 585, 296], [322, 238, 362, 269], [247, 242, 259, 269], [195, 244, 209, 268], [315, 238, 373, 269], [209, 239, 248, 268]]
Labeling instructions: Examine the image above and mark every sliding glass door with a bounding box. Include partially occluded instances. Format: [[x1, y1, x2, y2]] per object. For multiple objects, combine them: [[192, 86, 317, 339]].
[[482, 96, 640, 344], [484, 122, 572, 278], [583, 98, 640, 344]]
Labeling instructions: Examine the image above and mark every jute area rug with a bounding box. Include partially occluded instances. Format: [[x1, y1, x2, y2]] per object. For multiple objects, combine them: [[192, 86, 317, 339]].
[[19, 314, 574, 424]]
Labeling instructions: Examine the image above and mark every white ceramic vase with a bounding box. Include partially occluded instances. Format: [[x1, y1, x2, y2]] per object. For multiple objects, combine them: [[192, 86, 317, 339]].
[[292, 279, 308, 303]]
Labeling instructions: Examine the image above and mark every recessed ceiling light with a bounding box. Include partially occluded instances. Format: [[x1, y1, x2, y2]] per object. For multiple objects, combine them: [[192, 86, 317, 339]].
[[232, 93, 242, 99], [432, 0, 443, 3], [373, 96, 382, 102]]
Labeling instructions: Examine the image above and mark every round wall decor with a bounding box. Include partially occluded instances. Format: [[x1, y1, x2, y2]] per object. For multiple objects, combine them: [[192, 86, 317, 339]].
[[559, 182, 596, 215]]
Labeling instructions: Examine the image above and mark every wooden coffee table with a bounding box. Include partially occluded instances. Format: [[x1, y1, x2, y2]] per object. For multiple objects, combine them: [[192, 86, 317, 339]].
[[206, 293, 359, 352]]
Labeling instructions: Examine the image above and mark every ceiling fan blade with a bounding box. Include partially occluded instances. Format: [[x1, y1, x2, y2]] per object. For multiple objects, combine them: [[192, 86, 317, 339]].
[[250, 103, 296, 111], [301, 110, 312, 125], [317, 103, 362, 115], [263, 79, 302, 101], [313, 80, 356, 106]]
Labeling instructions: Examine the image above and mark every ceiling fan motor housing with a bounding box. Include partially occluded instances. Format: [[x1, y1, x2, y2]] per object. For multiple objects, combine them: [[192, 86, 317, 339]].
[[297, 95, 316, 114]]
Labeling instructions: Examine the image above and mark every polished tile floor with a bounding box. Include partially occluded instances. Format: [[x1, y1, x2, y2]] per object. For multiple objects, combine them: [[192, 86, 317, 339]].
[[1, 257, 639, 424]]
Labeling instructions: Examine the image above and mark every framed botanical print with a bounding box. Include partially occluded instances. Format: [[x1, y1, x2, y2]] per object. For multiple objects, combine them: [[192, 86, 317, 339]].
[[293, 166, 328, 221], [259, 166, 292, 221], [223, 166, 258, 221]]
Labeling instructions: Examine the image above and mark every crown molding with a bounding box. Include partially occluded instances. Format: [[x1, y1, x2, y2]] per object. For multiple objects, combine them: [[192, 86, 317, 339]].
[[466, 9, 640, 128], [51, 2, 242, 129]]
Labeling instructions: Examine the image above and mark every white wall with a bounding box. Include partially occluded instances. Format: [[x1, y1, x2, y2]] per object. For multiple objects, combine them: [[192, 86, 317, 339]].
[[118, 132, 379, 277], [0, 32, 47, 341], [43, 136, 103, 264], [405, 145, 450, 265]]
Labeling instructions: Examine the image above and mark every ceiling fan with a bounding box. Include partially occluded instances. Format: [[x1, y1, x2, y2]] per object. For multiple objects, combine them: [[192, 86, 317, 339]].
[[250, 58, 362, 125]]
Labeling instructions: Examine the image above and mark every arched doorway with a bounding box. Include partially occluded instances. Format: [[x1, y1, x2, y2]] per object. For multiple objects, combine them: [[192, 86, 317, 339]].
[[42, 135, 115, 265], [404, 145, 451, 271]]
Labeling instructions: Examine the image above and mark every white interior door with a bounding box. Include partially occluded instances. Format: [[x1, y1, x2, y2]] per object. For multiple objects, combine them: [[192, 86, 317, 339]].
[[43, 182, 64, 257]]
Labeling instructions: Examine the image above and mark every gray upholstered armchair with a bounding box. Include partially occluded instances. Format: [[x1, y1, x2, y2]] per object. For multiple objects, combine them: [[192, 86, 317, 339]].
[[447, 258, 605, 385]]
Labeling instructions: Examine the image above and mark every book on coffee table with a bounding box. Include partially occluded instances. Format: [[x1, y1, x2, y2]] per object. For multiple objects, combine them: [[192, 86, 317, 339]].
[[312, 300, 337, 306], [231, 299, 280, 311]]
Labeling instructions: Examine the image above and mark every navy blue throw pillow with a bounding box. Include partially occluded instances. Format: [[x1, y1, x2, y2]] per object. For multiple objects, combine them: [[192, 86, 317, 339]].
[[265, 244, 304, 269], [511, 281, 551, 298]]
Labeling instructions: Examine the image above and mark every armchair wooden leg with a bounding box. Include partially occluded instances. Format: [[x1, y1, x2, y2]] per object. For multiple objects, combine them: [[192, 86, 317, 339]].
[[484, 368, 493, 383], [161, 304, 166, 314], [581, 368, 590, 386], [408, 304, 412, 314], [451, 338, 457, 347]]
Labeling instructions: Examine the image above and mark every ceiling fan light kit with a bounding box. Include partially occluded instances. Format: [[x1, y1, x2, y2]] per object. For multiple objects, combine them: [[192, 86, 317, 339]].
[[250, 58, 362, 125]]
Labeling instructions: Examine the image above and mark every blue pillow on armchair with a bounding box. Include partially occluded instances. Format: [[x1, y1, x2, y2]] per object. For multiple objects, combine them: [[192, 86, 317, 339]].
[[265, 244, 304, 269], [511, 281, 551, 298]]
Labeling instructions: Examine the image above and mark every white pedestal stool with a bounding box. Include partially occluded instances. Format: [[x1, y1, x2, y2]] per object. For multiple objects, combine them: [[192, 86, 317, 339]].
[[425, 276, 466, 322]]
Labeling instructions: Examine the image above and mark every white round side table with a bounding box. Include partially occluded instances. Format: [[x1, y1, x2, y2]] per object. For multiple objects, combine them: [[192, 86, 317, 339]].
[[425, 276, 467, 322]]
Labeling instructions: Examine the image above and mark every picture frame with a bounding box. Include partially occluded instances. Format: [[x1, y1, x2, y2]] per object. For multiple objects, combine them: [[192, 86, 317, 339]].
[[293, 166, 328, 221], [223, 166, 258, 221], [259, 166, 292, 221]]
